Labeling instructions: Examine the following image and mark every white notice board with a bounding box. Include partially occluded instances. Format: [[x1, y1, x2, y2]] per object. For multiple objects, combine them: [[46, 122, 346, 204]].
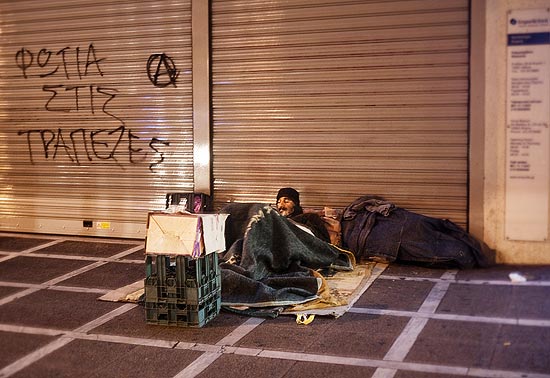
[[505, 8, 550, 241]]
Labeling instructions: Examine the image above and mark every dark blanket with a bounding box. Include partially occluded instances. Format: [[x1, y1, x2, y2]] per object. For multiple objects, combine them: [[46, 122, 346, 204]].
[[341, 196, 496, 269], [220, 203, 353, 307]]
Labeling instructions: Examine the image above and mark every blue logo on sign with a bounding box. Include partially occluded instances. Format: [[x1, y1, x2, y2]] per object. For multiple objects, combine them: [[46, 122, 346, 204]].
[[510, 18, 517, 25]]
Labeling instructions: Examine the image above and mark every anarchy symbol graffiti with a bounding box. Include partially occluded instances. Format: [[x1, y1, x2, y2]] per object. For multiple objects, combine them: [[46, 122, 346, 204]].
[[147, 53, 179, 87]]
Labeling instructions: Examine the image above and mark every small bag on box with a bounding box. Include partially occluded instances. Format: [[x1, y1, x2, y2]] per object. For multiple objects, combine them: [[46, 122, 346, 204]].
[[166, 193, 211, 213]]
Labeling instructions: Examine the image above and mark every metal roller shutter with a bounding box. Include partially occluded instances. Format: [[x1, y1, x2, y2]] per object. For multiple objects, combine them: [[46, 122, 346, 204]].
[[0, 0, 193, 238], [211, 0, 470, 227]]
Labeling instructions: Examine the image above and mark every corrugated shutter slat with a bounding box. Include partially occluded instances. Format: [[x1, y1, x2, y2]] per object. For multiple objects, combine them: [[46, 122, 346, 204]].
[[211, 0, 470, 225], [0, 0, 194, 237]]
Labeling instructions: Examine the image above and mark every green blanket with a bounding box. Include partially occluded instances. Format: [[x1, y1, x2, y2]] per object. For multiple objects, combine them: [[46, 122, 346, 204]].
[[220, 203, 353, 309]]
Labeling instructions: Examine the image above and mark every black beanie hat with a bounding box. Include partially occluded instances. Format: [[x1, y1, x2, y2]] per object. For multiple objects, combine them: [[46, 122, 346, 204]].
[[276, 187, 300, 207]]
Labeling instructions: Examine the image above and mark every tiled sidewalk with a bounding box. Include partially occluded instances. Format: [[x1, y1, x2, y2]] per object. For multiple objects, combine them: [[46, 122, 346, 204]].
[[0, 232, 549, 378]]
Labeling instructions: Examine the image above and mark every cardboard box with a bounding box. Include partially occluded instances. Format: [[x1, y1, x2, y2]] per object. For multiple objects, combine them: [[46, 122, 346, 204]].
[[145, 212, 228, 257]]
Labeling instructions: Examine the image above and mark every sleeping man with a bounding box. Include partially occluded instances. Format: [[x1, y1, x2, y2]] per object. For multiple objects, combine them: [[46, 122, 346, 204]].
[[219, 188, 354, 312], [276, 187, 331, 243]]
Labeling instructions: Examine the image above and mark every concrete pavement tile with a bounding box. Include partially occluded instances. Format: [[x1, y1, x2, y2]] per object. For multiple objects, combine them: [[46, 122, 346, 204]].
[[0, 256, 91, 284], [284, 360, 376, 377], [382, 264, 446, 279], [91, 306, 250, 345], [354, 278, 434, 311], [236, 313, 409, 359], [0, 290, 121, 330], [122, 248, 145, 260], [394, 371, 468, 378], [436, 283, 550, 319], [11, 339, 202, 378], [196, 354, 295, 378], [308, 312, 409, 359], [33, 240, 136, 258], [0, 286, 25, 299], [490, 324, 550, 374], [56, 262, 145, 290], [405, 319, 500, 368], [456, 265, 550, 281], [0, 331, 56, 369], [234, 314, 333, 352], [0, 236, 55, 252]]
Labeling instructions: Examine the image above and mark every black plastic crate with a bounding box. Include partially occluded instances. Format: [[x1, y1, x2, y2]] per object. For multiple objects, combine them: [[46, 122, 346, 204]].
[[144, 252, 221, 327], [165, 193, 211, 213], [145, 253, 220, 303], [145, 295, 221, 328]]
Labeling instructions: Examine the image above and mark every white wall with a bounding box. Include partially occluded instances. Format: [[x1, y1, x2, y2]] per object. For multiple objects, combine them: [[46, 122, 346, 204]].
[[482, 0, 550, 264]]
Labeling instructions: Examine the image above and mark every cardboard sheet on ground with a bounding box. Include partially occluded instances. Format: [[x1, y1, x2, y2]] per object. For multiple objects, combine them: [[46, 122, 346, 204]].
[[99, 280, 144, 303], [282, 261, 386, 317], [99, 262, 388, 319]]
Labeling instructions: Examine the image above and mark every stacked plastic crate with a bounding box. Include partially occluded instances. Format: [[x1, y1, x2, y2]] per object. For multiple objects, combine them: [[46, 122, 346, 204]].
[[144, 193, 224, 327], [144, 252, 221, 327]]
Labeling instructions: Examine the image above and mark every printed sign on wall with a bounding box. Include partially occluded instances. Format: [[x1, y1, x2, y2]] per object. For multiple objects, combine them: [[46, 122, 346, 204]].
[[505, 8, 550, 241]]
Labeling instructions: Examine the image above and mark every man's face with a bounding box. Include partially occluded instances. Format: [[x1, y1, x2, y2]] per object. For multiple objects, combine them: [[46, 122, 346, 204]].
[[277, 196, 296, 217]]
